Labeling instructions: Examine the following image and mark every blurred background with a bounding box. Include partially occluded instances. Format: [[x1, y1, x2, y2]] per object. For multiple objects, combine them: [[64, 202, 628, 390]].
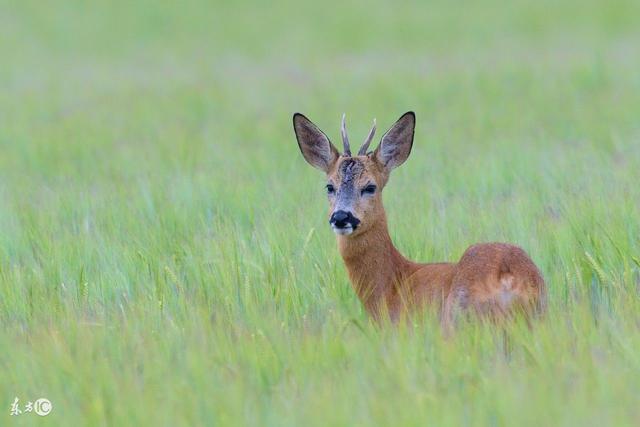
[[1, 1, 640, 425]]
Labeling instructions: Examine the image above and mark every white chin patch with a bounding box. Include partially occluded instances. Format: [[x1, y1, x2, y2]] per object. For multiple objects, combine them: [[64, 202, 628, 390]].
[[332, 225, 354, 236]]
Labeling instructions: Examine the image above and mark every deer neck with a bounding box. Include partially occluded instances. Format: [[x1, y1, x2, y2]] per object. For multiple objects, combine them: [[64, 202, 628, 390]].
[[336, 211, 415, 315]]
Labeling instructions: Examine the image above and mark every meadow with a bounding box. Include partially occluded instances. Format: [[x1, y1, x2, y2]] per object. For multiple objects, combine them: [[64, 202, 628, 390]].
[[1, 0, 640, 425]]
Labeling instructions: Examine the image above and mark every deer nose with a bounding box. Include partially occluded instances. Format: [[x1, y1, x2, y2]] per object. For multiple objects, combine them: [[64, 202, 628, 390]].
[[331, 211, 349, 228], [330, 210, 359, 229]]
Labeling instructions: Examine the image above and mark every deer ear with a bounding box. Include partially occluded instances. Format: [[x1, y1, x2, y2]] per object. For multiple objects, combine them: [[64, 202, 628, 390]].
[[293, 113, 339, 173], [374, 112, 415, 171]]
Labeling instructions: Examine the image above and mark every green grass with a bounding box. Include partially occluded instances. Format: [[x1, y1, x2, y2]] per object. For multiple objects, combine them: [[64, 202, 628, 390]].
[[2, 0, 640, 425]]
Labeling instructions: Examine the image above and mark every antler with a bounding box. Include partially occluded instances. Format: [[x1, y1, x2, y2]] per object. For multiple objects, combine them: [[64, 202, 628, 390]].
[[358, 118, 377, 155], [340, 113, 351, 156]]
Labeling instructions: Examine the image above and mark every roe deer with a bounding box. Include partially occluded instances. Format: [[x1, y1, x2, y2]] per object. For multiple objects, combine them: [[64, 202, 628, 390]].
[[293, 111, 546, 330]]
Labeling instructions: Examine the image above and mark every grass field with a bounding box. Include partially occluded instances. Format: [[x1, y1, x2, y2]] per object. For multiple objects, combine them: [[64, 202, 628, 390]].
[[1, 0, 640, 425]]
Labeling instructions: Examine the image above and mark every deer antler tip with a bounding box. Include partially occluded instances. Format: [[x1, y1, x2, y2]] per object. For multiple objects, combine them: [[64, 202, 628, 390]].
[[340, 113, 351, 156], [357, 117, 377, 156]]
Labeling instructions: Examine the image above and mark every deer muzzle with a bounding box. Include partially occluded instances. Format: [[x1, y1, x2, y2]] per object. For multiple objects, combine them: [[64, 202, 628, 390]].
[[329, 210, 360, 235]]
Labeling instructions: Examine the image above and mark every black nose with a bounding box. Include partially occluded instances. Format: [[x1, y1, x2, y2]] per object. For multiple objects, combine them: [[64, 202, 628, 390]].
[[330, 210, 360, 229], [331, 211, 349, 227]]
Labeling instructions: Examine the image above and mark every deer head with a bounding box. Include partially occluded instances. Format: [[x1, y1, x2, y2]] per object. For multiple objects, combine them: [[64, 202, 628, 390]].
[[293, 112, 415, 237]]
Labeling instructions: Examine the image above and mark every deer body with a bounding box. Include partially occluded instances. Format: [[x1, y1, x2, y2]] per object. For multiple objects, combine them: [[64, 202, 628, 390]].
[[337, 211, 454, 322], [293, 112, 546, 328]]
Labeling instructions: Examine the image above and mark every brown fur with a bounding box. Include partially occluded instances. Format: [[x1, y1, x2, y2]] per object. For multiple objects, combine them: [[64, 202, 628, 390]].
[[293, 112, 547, 330], [331, 155, 546, 327]]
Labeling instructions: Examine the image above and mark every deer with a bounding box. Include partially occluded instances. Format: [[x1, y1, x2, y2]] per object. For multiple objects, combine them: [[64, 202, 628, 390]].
[[293, 111, 547, 331]]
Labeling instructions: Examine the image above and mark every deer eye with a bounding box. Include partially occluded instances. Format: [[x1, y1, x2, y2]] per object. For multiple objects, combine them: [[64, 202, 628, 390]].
[[361, 184, 377, 195], [326, 184, 335, 194]]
